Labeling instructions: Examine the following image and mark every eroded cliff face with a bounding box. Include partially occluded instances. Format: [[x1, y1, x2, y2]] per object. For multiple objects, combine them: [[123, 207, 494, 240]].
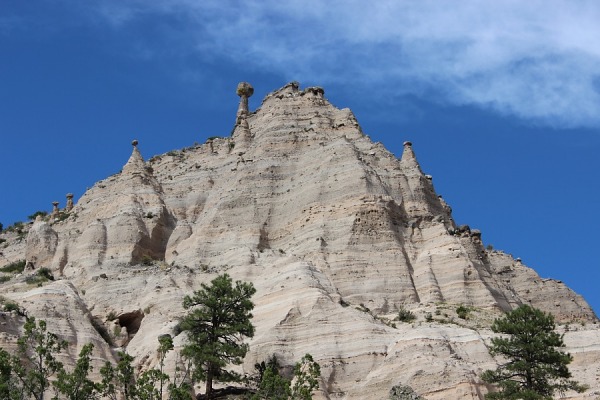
[[1, 82, 598, 399]]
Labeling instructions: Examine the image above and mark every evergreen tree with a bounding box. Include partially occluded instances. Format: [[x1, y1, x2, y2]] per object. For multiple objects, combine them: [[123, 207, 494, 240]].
[[180, 273, 255, 399], [12, 318, 67, 400], [481, 305, 586, 399], [52, 343, 99, 399], [290, 354, 321, 400], [252, 355, 290, 400], [99, 352, 137, 400]]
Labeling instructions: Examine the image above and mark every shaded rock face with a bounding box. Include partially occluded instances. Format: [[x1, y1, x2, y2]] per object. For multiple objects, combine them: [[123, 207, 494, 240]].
[[1, 82, 599, 400]]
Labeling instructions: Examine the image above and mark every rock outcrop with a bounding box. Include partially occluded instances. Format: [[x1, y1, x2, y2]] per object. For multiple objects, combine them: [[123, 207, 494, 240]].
[[0, 82, 598, 399]]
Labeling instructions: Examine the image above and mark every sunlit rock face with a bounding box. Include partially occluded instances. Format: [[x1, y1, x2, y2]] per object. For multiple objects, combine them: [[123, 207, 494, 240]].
[[1, 82, 597, 400]]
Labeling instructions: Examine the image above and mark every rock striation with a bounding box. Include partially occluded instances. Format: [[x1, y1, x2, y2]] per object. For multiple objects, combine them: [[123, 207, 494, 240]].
[[0, 82, 598, 399]]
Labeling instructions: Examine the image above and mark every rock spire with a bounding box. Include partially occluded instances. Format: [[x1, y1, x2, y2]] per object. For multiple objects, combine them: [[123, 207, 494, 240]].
[[65, 193, 74, 212], [233, 82, 254, 149], [123, 139, 146, 173]]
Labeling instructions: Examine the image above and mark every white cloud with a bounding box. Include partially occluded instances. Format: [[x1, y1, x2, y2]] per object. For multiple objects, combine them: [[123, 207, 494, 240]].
[[87, 0, 600, 127]]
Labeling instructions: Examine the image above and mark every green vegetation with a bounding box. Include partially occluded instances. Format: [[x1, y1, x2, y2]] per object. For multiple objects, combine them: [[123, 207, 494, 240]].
[[0, 260, 26, 274], [180, 273, 256, 398], [0, 274, 322, 400], [0, 317, 67, 399], [456, 305, 470, 319], [53, 212, 71, 223], [252, 354, 321, 400], [25, 268, 54, 286], [5, 221, 24, 233], [27, 211, 48, 221], [0, 297, 20, 313], [481, 305, 587, 399], [53, 343, 98, 400], [396, 306, 416, 323]]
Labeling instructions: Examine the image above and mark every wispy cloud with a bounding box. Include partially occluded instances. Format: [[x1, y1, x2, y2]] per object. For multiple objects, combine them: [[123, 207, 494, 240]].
[[84, 0, 600, 127]]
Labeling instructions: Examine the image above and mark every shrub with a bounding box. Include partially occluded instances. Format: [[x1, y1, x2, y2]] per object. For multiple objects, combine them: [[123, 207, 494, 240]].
[[3, 301, 20, 313], [0, 275, 11, 283], [28, 211, 48, 221], [6, 221, 24, 233], [397, 307, 416, 323], [25, 268, 54, 285], [456, 305, 470, 319], [141, 255, 155, 266], [53, 212, 70, 222], [425, 313, 433, 322], [0, 260, 26, 274], [37, 267, 54, 281]]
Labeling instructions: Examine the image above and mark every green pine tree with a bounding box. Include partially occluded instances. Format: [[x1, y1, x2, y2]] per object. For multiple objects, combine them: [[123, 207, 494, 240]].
[[481, 305, 587, 399], [180, 273, 256, 399], [12, 318, 67, 400], [52, 343, 99, 399]]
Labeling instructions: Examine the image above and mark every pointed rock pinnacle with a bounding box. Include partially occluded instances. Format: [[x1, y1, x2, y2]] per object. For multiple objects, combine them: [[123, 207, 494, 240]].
[[66, 193, 74, 212], [123, 139, 146, 173], [51, 201, 60, 217], [236, 82, 254, 123], [233, 82, 254, 148], [400, 140, 422, 172]]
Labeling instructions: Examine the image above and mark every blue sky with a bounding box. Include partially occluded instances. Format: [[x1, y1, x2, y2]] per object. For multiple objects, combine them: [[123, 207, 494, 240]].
[[1, 1, 599, 314]]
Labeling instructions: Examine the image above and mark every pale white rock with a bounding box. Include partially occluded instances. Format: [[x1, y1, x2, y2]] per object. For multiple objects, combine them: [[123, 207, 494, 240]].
[[0, 82, 598, 399]]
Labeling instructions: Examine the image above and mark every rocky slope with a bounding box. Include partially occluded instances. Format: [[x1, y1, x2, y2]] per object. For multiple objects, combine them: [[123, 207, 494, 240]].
[[1, 82, 598, 399]]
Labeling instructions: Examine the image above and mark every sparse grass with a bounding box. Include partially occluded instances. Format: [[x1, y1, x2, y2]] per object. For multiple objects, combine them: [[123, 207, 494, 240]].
[[53, 212, 70, 223], [106, 311, 117, 321], [0, 260, 26, 274]]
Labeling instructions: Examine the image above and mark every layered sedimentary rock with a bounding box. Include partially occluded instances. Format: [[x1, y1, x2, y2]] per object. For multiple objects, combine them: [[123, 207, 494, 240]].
[[0, 82, 598, 399]]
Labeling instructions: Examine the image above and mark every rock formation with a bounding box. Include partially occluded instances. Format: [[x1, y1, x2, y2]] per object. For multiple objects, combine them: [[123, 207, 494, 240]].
[[0, 82, 598, 399]]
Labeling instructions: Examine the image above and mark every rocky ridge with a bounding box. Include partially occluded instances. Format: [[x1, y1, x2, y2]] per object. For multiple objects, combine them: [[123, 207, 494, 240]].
[[0, 82, 598, 399]]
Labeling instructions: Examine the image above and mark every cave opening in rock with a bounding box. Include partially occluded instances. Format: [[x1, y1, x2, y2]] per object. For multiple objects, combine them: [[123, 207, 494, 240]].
[[117, 310, 144, 338]]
